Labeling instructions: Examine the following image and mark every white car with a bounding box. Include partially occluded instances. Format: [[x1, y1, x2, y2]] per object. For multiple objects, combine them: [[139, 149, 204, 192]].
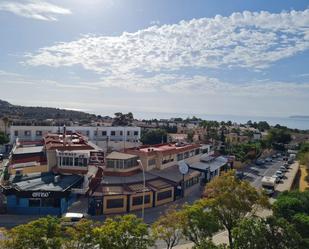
[[275, 170, 284, 179], [280, 166, 288, 172], [272, 174, 280, 183]]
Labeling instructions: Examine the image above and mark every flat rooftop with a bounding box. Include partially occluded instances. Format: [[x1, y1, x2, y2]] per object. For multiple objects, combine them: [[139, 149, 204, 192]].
[[126, 143, 200, 155], [11, 173, 83, 192], [44, 132, 95, 151], [106, 151, 137, 160], [14, 146, 44, 155]]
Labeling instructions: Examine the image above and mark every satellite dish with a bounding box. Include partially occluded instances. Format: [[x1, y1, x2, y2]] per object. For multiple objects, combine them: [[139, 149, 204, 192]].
[[178, 161, 189, 175]]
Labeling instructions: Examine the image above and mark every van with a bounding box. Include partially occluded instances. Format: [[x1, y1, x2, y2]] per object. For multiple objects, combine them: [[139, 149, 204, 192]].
[[62, 212, 86, 226]]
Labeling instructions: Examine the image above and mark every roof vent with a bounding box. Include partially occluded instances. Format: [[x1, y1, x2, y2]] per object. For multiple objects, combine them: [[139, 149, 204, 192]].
[[54, 175, 61, 183]]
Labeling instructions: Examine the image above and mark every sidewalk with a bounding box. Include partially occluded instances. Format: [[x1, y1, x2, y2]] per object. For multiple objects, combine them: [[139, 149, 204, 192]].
[[275, 161, 299, 192]]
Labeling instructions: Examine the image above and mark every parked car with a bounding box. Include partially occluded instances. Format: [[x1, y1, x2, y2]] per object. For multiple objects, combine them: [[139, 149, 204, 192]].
[[275, 170, 284, 179], [265, 157, 272, 163], [272, 154, 277, 159], [277, 153, 282, 157], [280, 166, 288, 172], [235, 171, 245, 180], [272, 174, 281, 183], [61, 212, 87, 226], [284, 162, 289, 168], [255, 159, 265, 166]]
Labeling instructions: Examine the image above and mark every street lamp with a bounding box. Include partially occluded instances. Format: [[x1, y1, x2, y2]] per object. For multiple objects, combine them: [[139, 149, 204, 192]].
[[137, 159, 146, 220]]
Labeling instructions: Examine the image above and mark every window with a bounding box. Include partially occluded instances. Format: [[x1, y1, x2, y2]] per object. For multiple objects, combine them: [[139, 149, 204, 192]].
[[157, 190, 172, 201], [148, 159, 156, 166], [86, 130, 90, 136], [132, 195, 151, 206], [94, 130, 98, 136], [111, 131, 116, 136], [134, 131, 139, 136], [29, 198, 40, 207], [102, 131, 107, 136], [202, 148, 208, 154], [124, 158, 138, 168], [184, 152, 189, 159], [106, 160, 115, 168], [24, 130, 31, 136], [177, 153, 183, 161], [41, 198, 60, 208], [14, 130, 18, 136], [127, 131, 130, 136], [36, 130, 42, 136], [120, 131, 123, 136], [195, 148, 200, 155], [106, 198, 124, 209]]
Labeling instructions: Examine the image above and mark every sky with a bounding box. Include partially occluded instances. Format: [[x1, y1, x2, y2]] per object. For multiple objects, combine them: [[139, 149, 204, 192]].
[[0, 0, 308, 119]]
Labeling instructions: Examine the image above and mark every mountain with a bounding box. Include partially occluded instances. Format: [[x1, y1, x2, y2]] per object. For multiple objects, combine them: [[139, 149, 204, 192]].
[[0, 99, 99, 123]]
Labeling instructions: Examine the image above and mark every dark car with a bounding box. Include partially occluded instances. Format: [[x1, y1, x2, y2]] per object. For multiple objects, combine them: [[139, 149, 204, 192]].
[[0, 154, 4, 161], [235, 171, 245, 180]]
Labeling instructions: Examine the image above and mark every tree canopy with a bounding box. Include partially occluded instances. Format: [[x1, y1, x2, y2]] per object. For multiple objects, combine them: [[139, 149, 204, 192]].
[[112, 112, 134, 126], [141, 129, 167, 145], [203, 171, 269, 249]]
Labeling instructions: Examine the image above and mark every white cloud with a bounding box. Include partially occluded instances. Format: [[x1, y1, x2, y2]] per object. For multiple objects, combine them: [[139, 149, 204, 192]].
[[25, 10, 309, 72], [79, 73, 309, 99], [0, 0, 71, 21]]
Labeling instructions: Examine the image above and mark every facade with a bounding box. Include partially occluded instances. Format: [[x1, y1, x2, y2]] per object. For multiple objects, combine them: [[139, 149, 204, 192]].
[[2, 173, 83, 215], [9, 125, 141, 151], [0, 131, 104, 215], [88, 143, 212, 215]]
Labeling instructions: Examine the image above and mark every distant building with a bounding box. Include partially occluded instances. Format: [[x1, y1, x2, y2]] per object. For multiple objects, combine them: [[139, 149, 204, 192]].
[[9, 125, 141, 151]]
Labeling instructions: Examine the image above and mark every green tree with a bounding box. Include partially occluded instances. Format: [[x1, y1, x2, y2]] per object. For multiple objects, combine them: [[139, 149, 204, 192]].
[[152, 207, 183, 249], [193, 239, 226, 249], [64, 219, 98, 249], [233, 216, 302, 249], [141, 129, 167, 145], [0, 131, 9, 145], [2, 216, 63, 249], [181, 201, 221, 246], [203, 171, 269, 249], [273, 190, 309, 244], [93, 214, 153, 249], [256, 121, 270, 132], [112, 112, 134, 126], [266, 128, 292, 147], [187, 130, 195, 143]]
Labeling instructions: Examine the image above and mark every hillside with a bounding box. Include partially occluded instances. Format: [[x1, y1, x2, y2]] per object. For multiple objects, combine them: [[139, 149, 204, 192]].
[[0, 99, 98, 123]]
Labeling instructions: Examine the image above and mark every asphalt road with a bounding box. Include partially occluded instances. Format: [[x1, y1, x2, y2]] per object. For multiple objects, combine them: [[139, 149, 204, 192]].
[[242, 157, 287, 189]]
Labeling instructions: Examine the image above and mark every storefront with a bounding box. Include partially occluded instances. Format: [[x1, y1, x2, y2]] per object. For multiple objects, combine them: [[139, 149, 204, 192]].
[[1, 173, 83, 215]]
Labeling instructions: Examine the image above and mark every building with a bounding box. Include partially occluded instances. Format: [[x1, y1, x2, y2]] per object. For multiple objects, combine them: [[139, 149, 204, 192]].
[[125, 143, 210, 171], [2, 172, 83, 215], [0, 131, 104, 215], [9, 125, 141, 151], [88, 143, 212, 215], [189, 154, 229, 183]]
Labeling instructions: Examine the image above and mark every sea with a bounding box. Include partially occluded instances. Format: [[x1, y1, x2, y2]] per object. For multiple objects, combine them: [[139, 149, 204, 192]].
[[134, 112, 309, 130]]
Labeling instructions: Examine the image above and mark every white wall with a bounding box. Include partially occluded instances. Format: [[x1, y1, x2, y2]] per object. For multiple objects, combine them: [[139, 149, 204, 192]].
[[9, 125, 141, 149]]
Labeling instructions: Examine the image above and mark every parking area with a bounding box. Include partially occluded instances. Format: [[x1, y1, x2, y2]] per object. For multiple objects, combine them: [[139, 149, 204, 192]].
[[242, 155, 297, 191]]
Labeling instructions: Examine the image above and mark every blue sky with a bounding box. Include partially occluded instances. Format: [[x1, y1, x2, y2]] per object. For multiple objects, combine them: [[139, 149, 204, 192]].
[[0, 0, 308, 119]]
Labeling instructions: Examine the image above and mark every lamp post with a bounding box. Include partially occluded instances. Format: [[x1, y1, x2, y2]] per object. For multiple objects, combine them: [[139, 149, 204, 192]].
[[137, 159, 146, 220]]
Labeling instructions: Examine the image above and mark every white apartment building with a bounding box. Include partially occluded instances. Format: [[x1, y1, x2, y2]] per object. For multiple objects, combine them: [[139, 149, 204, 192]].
[[9, 125, 141, 151]]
